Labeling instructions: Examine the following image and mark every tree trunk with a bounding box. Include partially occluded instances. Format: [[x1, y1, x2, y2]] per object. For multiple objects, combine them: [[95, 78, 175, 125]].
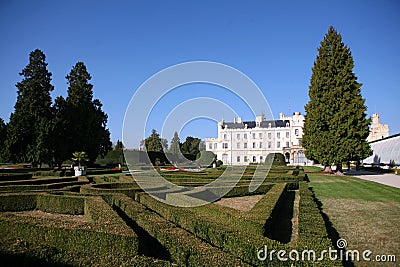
[[335, 163, 345, 176], [323, 165, 332, 173], [356, 161, 360, 171]]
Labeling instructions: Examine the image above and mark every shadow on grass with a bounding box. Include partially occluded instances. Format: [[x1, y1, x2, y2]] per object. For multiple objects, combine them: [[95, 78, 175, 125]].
[[264, 188, 294, 243], [309, 186, 354, 267], [113, 205, 171, 261], [0, 244, 74, 267]]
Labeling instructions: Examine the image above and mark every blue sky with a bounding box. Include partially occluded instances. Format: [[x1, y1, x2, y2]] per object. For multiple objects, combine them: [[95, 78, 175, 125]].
[[0, 1, 399, 148]]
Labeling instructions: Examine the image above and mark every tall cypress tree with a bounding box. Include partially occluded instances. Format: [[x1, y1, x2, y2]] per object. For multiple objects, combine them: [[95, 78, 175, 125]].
[[170, 131, 181, 154], [0, 118, 6, 162], [64, 62, 112, 163], [303, 26, 371, 173], [4, 49, 54, 165]]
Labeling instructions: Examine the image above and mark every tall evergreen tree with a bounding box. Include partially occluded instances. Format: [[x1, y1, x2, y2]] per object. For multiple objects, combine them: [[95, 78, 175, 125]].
[[50, 96, 69, 166], [0, 118, 6, 162], [4, 49, 54, 165], [181, 136, 203, 155], [143, 129, 163, 152], [170, 131, 181, 154], [64, 62, 112, 163], [302, 26, 372, 173]]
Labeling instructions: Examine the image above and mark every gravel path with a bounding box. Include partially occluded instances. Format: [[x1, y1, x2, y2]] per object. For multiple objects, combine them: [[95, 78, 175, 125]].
[[345, 169, 400, 188]]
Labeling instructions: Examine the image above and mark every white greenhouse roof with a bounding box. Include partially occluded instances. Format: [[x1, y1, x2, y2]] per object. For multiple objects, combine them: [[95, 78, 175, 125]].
[[363, 134, 400, 165]]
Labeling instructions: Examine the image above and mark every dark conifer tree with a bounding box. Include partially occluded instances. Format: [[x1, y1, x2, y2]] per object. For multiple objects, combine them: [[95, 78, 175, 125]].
[[303, 26, 372, 173], [4, 49, 54, 165], [0, 118, 6, 162], [169, 131, 181, 154], [64, 62, 112, 163]]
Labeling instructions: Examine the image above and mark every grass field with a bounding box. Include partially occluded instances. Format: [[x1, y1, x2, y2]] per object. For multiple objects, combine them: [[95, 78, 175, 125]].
[[308, 172, 399, 266]]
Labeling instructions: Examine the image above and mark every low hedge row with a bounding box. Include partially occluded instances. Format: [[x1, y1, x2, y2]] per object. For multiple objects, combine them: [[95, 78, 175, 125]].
[[0, 193, 140, 264], [296, 182, 341, 266], [0, 193, 37, 211], [0, 176, 77, 186], [36, 194, 84, 215], [0, 173, 33, 181], [135, 186, 291, 265], [80, 183, 144, 199], [109, 194, 247, 266], [0, 180, 89, 193], [86, 168, 122, 175], [34, 170, 73, 177]]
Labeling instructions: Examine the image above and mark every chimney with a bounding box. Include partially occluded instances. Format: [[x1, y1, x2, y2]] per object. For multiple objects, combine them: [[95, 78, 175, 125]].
[[279, 112, 284, 120], [233, 117, 236, 123], [237, 117, 242, 123]]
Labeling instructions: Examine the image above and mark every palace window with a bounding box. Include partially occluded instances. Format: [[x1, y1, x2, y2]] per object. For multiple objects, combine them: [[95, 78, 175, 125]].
[[277, 142, 281, 148], [295, 129, 299, 136], [260, 156, 263, 162], [223, 143, 228, 149], [259, 133, 263, 138], [244, 156, 248, 162], [252, 142, 256, 148], [286, 132, 290, 138], [214, 143, 217, 149], [244, 142, 248, 148], [259, 142, 263, 148], [252, 133, 256, 139], [244, 133, 247, 139], [253, 156, 256, 162], [286, 141, 290, 148], [223, 134, 227, 139], [237, 156, 240, 162], [268, 142, 272, 148], [277, 132, 281, 138], [237, 133, 240, 139], [209, 143, 212, 149], [237, 143, 240, 149], [268, 133, 272, 139]]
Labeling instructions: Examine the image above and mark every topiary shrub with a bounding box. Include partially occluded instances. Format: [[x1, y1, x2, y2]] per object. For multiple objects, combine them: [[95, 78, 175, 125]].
[[265, 153, 287, 166]]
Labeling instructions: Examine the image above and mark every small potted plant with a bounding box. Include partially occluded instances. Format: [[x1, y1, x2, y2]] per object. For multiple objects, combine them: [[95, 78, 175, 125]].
[[72, 151, 88, 176]]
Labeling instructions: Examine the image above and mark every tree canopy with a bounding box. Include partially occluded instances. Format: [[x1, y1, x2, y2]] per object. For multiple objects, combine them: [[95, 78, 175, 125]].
[[143, 129, 164, 152], [2, 50, 112, 166], [63, 62, 112, 163], [169, 131, 181, 154], [0, 118, 6, 162], [302, 26, 372, 173], [4, 49, 54, 165], [180, 136, 204, 155]]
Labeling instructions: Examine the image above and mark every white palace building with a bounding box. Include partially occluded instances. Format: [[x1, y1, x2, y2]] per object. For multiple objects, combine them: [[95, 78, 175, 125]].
[[205, 112, 310, 165]]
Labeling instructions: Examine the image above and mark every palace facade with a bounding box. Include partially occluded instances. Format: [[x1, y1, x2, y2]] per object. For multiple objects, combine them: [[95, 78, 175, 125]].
[[205, 112, 310, 165]]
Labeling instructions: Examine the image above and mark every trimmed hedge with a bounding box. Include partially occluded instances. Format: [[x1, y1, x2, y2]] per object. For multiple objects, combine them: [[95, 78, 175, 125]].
[[34, 170, 73, 177], [80, 183, 145, 199], [0, 194, 140, 265], [109, 194, 248, 266], [36, 194, 84, 215], [0, 176, 77, 186], [0, 193, 37, 211], [295, 182, 342, 266], [135, 187, 291, 266], [0, 173, 33, 181]]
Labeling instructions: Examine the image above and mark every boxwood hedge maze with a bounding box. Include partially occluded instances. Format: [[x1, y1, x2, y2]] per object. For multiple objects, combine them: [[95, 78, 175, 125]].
[[0, 166, 343, 266]]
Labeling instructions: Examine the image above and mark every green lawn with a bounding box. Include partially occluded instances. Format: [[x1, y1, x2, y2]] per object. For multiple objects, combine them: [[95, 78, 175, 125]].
[[309, 173, 400, 267]]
